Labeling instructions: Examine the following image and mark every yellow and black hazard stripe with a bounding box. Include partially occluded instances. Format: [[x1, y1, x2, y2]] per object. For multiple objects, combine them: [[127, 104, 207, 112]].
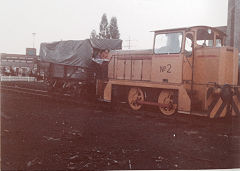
[[207, 85, 234, 118], [232, 87, 240, 116]]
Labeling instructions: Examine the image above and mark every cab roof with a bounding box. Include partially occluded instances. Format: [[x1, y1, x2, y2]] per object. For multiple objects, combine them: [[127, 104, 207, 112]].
[[152, 25, 226, 36]]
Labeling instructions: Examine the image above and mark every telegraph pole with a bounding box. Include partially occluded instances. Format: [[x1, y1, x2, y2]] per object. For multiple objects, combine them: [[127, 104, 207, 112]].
[[32, 33, 36, 48], [124, 36, 136, 50]]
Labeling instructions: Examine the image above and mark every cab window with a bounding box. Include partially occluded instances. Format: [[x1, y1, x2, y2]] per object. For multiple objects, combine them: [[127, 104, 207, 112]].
[[216, 35, 223, 47], [184, 33, 193, 57], [154, 32, 183, 54], [196, 28, 214, 47]]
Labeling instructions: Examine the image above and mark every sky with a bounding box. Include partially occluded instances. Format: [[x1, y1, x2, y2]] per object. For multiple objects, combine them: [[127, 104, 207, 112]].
[[0, 0, 228, 54]]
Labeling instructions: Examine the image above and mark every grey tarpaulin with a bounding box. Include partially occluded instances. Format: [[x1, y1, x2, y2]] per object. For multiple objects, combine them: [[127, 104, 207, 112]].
[[90, 38, 122, 50], [39, 39, 93, 67], [39, 39, 122, 67]]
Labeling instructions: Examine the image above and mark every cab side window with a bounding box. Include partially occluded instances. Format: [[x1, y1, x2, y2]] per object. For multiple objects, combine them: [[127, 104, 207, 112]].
[[216, 35, 223, 47], [196, 29, 214, 47]]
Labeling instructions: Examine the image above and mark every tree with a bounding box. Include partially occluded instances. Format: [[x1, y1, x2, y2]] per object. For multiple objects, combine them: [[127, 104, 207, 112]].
[[99, 13, 110, 39], [109, 17, 120, 39], [90, 13, 120, 39], [90, 29, 98, 39]]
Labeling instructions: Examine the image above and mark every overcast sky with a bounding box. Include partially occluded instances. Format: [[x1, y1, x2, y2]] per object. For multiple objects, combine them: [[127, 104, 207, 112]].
[[0, 0, 228, 54]]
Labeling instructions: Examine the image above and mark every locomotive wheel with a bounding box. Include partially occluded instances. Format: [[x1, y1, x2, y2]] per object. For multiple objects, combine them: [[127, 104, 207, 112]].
[[128, 87, 144, 110], [158, 90, 177, 116]]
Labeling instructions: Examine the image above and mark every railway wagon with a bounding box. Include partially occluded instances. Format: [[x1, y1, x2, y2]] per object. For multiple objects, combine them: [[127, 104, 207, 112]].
[[39, 38, 122, 97], [102, 26, 240, 118]]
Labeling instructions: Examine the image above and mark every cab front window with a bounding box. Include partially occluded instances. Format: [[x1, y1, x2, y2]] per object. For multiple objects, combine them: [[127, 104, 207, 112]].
[[154, 32, 183, 54]]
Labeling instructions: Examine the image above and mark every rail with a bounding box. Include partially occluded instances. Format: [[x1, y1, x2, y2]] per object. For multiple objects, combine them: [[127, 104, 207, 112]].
[[0, 76, 36, 82]]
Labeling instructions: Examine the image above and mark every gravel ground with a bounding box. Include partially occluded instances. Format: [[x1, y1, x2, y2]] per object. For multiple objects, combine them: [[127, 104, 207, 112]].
[[1, 88, 240, 170]]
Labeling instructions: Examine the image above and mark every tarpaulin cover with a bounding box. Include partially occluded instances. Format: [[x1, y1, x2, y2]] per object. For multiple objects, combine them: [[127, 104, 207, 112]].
[[39, 40, 93, 67], [90, 38, 122, 50], [39, 39, 122, 67]]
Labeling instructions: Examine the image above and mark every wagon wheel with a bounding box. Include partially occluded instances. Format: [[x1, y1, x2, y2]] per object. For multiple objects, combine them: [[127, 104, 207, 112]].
[[47, 80, 56, 92], [69, 84, 77, 97], [158, 90, 177, 116], [128, 87, 144, 110], [75, 85, 86, 98]]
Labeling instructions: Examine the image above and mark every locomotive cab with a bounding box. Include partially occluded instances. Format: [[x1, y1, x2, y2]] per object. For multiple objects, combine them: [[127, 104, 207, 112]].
[[182, 27, 238, 116]]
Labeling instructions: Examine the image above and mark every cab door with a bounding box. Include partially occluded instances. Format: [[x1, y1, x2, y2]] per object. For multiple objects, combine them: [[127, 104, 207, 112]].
[[182, 32, 194, 83], [182, 32, 200, 112]]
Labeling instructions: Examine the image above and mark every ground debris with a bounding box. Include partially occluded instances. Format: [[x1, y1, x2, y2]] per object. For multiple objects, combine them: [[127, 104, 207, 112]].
[[69, 155, 79, 160], [83, 163, 90, 168], [121, 149, 130, 154], [217, 134, 229, 138], [92, 147, 101, 153], [26, 157, 41, 168], [66, 162, 78, 170], [43, 136, 61, 141], [155, 156, 165, 162], [113, 160, 118, 164], [133, 149, 140, 152], [184, 130, 198, 135], [62, 129, 83, 140], [67, 166, 76, 170]]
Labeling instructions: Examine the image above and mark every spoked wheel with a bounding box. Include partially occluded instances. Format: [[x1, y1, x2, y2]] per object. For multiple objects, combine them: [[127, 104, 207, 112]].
[[47, 80, 56, 92], [128, 87, 144, 110], [69, 84, 78, 97], [76, 86, 83, 98], [158, 90, 177, 116]]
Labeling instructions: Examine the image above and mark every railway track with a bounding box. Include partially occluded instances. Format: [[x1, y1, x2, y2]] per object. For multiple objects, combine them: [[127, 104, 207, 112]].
[[0, 84, 97, 108], [1, 84, 239, 129], [1, 85, 49, 97]]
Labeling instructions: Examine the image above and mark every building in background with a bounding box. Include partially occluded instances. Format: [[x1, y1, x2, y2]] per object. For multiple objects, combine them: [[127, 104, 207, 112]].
[[226, 0, 240, 52], [0, 48, 38, 76]]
